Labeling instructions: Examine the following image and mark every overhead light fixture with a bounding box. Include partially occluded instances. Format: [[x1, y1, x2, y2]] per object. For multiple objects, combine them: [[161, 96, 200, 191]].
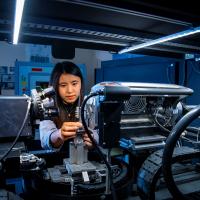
[[119, 26, 200, 54], [13, 0, 25, 45]]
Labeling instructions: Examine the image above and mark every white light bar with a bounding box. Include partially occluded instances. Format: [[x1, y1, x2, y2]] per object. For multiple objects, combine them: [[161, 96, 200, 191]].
[[119, 26, 200, 54], [13, 0, 25, 45]]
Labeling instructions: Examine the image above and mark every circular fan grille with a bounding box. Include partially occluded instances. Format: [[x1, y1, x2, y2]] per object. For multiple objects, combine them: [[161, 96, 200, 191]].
[[123, 96, 146, 114]]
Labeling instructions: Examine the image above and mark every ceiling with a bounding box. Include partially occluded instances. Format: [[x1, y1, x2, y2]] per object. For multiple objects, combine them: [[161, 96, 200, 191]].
[[1, 0, 200, 58]]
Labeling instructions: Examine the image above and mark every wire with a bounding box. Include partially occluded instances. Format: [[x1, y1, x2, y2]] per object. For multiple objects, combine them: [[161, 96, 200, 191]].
[[81, 92, 117, 200], [176, 140, 181, 147], [0, 98, 31, 162], [155, 107, 172, 126], [153, 107, 184, 147], [151, 107, 171, 134]]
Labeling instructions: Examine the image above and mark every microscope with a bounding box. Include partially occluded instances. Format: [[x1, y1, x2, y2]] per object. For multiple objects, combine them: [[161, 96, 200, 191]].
[[18, 86, 130, 199]]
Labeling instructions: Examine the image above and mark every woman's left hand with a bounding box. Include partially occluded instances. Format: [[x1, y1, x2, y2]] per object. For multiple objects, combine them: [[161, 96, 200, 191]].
[[83, 133, 93, 148]]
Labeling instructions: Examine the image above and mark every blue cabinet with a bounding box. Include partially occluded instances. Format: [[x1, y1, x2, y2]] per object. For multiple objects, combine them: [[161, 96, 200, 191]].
[[96, 56, 184, 84]]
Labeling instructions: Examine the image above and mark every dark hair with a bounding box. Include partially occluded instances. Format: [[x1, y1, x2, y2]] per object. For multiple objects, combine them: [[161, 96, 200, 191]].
[[50, 61, 84, 126]]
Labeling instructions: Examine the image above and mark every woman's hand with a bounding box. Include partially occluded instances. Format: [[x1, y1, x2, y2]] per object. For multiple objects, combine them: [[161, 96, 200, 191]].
[[83, 133, 94, 148], [61, 122, 82, 141], [60, 122, 95, 149]]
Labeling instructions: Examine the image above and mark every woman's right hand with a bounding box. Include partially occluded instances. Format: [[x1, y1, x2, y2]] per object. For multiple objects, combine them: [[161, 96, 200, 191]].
[[61, 122, 82, 141]]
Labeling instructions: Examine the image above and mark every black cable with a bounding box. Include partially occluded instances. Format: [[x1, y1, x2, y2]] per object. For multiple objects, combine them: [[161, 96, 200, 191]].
[[81, 92, 117, 200], [150, 111, 171, 135], [0, 98, 31, 163], [162, 105, 200, 200]]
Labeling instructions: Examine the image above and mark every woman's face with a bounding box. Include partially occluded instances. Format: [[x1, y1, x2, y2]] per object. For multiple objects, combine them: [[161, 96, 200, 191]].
[[58, 73, 81, 104]]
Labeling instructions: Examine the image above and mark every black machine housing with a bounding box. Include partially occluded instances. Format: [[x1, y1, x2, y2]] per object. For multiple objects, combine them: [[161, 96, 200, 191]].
[[87, 82, 193, 149]]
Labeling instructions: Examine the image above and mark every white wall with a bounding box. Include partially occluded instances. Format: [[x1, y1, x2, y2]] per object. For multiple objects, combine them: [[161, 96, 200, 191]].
[[95, 51, 112, 69], [0, 41, 113, 94], [0, 42, 28, 66]]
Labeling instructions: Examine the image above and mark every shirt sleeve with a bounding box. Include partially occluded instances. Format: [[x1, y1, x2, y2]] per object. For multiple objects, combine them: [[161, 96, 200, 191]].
[[39, 120, 62, 150]]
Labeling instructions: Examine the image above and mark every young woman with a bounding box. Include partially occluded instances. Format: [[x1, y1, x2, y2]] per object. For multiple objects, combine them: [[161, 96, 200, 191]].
[[39, 61, 94, 150]]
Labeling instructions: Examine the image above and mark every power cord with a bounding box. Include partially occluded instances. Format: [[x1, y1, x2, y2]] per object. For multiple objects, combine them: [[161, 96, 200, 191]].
[[81, 92, 117, 200]]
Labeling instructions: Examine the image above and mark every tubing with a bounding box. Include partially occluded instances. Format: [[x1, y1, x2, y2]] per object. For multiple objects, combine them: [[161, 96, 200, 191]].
[[162, 105, 200, 200]]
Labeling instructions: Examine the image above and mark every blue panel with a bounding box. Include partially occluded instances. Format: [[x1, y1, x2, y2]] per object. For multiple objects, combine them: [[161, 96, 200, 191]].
[[112, 53, 144, 60], [15, 61, 54, 95], [98, 56, 181, 84], [6, 178, 23, 194], [186, 61, 200, 105], [95, 68, 103, 84], [29, 73, 51, 91], [185, 60, 200, 126]]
